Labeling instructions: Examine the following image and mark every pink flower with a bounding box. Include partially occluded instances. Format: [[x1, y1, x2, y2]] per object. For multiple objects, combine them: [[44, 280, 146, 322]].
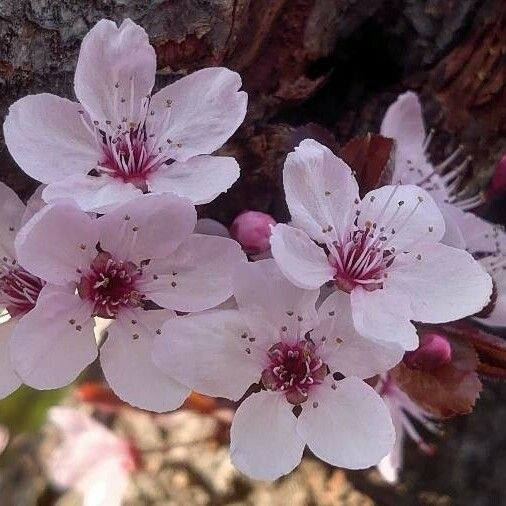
[[4, 19, 247, 213], [230, 210, 277, 255], [153, 260, 402, 480], [380, 91, 482, 214], [488, 154, 506, 199], [403, 332, 452, 371], [46, 407, 138, 506], [270, 139, 492, 350], [0, 183, 48, 399], [11, 193, 246, 411], [376, 374, 439, 483]]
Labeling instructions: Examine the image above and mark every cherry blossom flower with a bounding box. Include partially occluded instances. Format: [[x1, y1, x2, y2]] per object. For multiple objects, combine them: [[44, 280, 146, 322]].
[[270, 139, 492, 350], [376, 374, 439, 483], [153, 260, 401, 480], [46, 406, 138, 506], [4, 19, 247, 213], [0, 183, 48, 399], [380, 91, 482, 213], [230, 210, 276, 255], [11, 193, 246, 411]]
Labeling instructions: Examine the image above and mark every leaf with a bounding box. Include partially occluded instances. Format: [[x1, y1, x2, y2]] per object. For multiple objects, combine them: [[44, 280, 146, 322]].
[[391, 335, 482, 418], [339, 133, 395, 196], [0, 385, 68, 435]]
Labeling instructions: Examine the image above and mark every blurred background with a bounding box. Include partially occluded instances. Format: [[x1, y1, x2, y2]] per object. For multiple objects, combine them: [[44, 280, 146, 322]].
[[0, 0, 505, 504]]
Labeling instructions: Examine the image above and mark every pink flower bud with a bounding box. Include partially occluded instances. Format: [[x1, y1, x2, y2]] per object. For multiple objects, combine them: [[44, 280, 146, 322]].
[[229, 211, 276, 254], [488, 154, 506, 199], [403, 333, 452, 371]]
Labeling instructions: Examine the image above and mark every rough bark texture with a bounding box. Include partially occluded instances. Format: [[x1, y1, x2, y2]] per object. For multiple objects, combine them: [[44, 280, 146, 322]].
[[0, 0, 505, 504]]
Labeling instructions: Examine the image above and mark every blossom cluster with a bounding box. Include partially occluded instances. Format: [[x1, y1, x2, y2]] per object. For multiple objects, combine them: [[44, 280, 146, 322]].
[[0, 18, 504, 495]]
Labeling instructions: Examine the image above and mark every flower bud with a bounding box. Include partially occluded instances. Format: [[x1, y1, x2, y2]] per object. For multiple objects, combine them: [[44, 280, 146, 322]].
[[488, 153, 506, 199], [229, 210, 276, 254], [403, 333, 452, 371]]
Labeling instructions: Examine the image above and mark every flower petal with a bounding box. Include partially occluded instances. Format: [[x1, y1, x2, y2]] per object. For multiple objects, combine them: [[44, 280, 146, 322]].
[[194, 218, 230, 238], [358, 185, 445, 251], [270, 223, 335, 290], [43, 174, 143, 214], [297, 377, 395, 469], [284, 139, 359, 243], [10, 286, 96, 389], [476, 268, 506, 328], [154, 310, 262, 401], [3, 94, 98, 183], [15, 200, 99, 285], [141, 234, 245, 312], [315, 291, 404, 378], [380, 91, 433, 185], [97, 193, 196, 263], [0, 318, 21, 398], [388, 242, 493, 323], [0, 182, 26, 263], [148, 155, 240, 205], [350, 286, 419, 350], [74, 19, 156, 127], [20, 185, 46, 227], [233, 259, 319, 343], [147, 67, 247, 161], [230, 391, 304, 480], [100, 308, 189, 412]]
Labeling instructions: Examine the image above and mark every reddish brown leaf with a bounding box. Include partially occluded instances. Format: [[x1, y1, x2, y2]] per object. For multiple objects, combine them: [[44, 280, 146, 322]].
[[392, 336, 482, 418], [339, 133, 395, 196]]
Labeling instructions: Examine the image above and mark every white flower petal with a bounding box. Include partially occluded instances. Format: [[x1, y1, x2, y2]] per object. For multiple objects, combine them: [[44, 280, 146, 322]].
[[0, 182, 26, 262], [230, 391, 304, 480], [297, 378, 395, 469], [0, 318, 21, 398], [270, 224, 335, 290]]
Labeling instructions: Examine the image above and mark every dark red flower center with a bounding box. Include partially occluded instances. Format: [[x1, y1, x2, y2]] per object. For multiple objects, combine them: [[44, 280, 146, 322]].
[[261, 341, 328, 404], [77, 251, 143, 318], [0, 266, 45, 317]]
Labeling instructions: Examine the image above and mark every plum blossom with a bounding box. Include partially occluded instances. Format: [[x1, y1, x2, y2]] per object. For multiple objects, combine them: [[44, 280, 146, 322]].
[[46, 407, 138, 506], [376, 374, 439, 483], [0, 183, 47, 399], [380, 91, 482, 214], [4, 19, 247, 213], [11, 193, 245, 411], [153, 260, 401, 480], [270, 139, 492, 350]]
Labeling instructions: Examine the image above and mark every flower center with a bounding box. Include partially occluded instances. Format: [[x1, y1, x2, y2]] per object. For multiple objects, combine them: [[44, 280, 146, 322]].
[[330, 228, 393, 293], [77, 251, 143, 318], [0, 265, 45, 317], [261, 341, 327, 404]]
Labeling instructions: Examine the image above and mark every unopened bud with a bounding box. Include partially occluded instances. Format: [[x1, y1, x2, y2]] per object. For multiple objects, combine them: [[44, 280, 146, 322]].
[[229, 211, 276, 255], [488, 154, 506, 199], [404, 333, 452, 371]]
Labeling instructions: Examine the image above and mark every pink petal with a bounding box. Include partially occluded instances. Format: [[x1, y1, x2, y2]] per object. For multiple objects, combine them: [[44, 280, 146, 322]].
[[376, 402, 405, 483], [229, 210, 276, 255], [20, 185, 46, 227], [147, 67, 247, 162], [10, 285, 96, 389], [350, 286, 419, 350], [284, 139, 359, 243], [148, 155, 240, 205], [233, 259, 319, 343], [193, 218, 230, 238], [316, 291, 404, 378], [0, 182, 26, 263], [154, 310, 263, 401], [230, 391, 304, 480], [74, 19, 156, 127], [358, 185, 445, 251], [141, 234, 246, 312], [270, 223, 335, 290], [297, 377, 395, 469], [97, 193, 196, 264], [3, 94, 98, 183], [475, 269, 506, 327], [42, 174, 143, 214], [0, 318, 21, 398], [100, 308, 189, 412], [438, 203, 466, 249], [380, 91, 432, 184], [388, 242, 493, 323], [15, 200, 99, 285]]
